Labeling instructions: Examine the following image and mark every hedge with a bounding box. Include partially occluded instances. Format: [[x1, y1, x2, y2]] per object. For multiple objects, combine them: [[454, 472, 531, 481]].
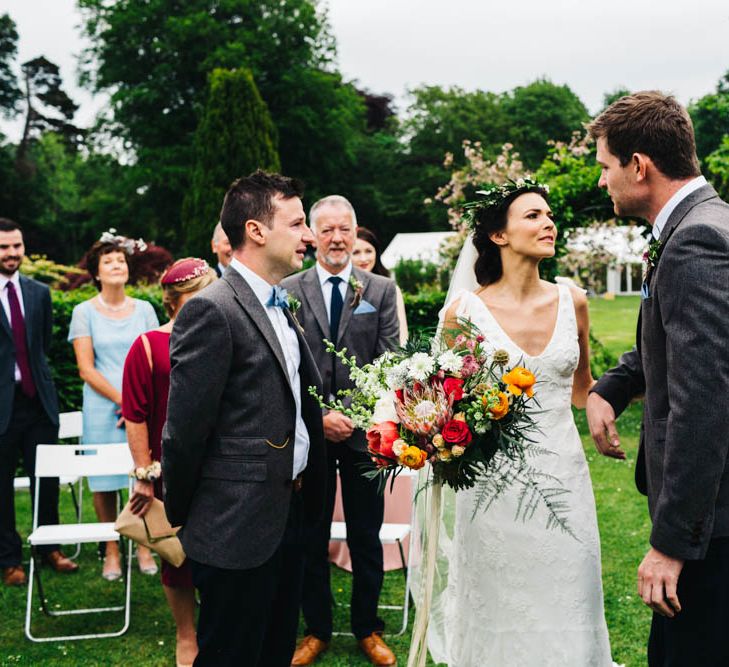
[[47, 285, 615, 412]]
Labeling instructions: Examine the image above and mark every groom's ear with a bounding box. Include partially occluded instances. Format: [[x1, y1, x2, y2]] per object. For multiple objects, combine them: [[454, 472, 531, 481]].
[[632, 153, 650, 183], [244, 219, 267, 246]]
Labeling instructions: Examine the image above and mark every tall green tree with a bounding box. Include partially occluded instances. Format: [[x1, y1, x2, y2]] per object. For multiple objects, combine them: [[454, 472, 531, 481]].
[[499, 79, 590, 168], [16, 57, 84, 168], [0, 13, 20, 117], [689, 70, 729, 163], [78, 0, 364, 244], [181, 67, 279, 256]]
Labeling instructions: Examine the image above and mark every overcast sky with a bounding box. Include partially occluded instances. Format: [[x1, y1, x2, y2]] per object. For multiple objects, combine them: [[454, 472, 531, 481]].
[[2, 0, 729, 140]]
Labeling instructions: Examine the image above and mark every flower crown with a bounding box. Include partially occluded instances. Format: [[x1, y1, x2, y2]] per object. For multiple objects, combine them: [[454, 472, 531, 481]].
[[461, 176, 550, 232], [99, 228, 148, 254]]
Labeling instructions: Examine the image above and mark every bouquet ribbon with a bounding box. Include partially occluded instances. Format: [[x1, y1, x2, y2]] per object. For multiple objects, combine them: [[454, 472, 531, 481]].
[[407, 477, 442, 667]]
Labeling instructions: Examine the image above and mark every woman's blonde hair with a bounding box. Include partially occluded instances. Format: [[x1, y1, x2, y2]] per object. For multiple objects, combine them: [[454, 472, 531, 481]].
[[162, 268, 216, 318]]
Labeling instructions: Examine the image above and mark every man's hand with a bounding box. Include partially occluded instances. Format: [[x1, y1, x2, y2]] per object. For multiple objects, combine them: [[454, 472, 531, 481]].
[[129, 479, 155, 516], [323, 411, 354, 443], [638, 547, 684, 617], [586, 392, 626, 459]]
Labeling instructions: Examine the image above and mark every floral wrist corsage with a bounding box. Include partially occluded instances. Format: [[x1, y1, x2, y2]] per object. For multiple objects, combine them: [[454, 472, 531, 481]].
[[131, 461, 161, 482]]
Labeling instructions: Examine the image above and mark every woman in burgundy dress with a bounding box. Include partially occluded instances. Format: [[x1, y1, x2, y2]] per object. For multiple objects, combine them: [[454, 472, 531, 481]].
[[122, 258, 216, 667]]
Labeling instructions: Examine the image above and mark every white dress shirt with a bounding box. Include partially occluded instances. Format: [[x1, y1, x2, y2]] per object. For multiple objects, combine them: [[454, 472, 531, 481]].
[[315, 261, 352, 321], [0, 270, 24, 382], [230, 258, 310, 479], [653, 175, 707, 240]]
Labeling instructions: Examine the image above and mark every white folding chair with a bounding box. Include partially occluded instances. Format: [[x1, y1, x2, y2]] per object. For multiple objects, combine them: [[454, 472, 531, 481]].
[[25, 443, 134, 643], [330, 468, 418, 636], [14, 411, 85, 559]]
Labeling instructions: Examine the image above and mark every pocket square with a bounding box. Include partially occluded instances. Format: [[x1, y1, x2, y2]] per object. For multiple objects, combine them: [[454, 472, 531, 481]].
[[640, 282, 650, 300], [353, 300, 376, 314]]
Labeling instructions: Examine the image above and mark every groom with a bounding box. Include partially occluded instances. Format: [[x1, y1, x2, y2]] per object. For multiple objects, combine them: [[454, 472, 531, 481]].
[[586, 92, 729, 664], [162, 170, 326, 666]]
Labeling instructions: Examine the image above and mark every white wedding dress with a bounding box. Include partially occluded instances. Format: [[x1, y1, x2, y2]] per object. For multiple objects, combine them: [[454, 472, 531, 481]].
[[426, 284, 613, 666]]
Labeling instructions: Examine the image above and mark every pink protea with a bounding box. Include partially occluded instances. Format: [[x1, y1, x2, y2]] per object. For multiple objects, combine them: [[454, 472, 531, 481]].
[[395, 383, 453, 437]]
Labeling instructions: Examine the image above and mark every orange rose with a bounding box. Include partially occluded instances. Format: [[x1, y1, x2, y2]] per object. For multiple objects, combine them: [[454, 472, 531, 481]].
[[399, 445, 428, 470], [366, 421, 400, 465], [502, 367, 536, 398], [486, 391, 509, 420]]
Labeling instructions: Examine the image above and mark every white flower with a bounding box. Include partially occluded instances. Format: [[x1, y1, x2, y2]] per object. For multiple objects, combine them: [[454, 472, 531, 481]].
[[437, 350, 463, 374], [451, 445, 465, 457], [372, 392, 399, 424], [392, 439, 407, 457], [384, 361, 408, 390], [407, 353, 435, 382]]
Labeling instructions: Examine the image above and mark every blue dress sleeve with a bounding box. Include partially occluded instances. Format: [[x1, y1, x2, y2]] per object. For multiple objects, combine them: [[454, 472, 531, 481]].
[[143, 300, 160, 329], [68, 301, 91, 342]]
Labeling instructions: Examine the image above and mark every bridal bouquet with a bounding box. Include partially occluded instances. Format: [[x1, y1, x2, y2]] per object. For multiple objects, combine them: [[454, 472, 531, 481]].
[[312, 322, 572, 527]]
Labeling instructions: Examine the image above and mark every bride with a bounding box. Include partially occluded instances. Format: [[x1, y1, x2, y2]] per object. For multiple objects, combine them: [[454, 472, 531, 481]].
[[423, 179, 615, 666]]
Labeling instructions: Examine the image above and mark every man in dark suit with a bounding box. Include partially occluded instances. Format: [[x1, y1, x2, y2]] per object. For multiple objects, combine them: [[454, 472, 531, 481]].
[[586, 92, 729, 665], [162, 171, 326, 667], [211, 221, 232, 277], [283, 196, 399, 666], [0, 218, 77, 586]]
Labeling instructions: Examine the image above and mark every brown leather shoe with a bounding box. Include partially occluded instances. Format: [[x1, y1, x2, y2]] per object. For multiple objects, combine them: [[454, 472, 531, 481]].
[[42, 550, 79, 573], [359, 632, 396, 666], [2, 565, 27, 586], [291, 635, 329, 666]]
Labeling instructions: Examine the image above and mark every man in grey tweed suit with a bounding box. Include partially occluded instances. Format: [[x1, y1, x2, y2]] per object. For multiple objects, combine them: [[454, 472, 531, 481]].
[[586, 92, 729, 665], [283, 196, 399, 666], [162, 171, 326, 667]]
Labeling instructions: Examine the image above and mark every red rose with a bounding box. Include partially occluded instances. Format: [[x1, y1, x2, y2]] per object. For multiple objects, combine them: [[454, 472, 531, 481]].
[[442, 377, 465, 402], [395, 389, 404, 403], [366, 421, 400, 464], [441, 419, 473, 447]]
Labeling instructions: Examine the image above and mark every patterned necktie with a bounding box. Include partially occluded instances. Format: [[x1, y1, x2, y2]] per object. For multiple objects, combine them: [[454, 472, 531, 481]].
[[6, 281, 36, 398], [328, 276, 344, 394]]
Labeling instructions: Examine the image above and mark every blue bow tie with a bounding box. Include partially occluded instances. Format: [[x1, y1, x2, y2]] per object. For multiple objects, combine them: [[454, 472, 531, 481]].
[[267, 285, 289, 309]]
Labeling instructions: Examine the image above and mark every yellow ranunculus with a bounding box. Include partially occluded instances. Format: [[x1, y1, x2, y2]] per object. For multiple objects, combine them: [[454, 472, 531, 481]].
[[502, 367, 536, 398], [399, 445, 428, 470], [486, 391, 509, 420]]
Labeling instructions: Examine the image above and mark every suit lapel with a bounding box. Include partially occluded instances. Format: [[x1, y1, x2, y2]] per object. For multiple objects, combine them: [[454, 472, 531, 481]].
[[18, 276, 34, 345], [223, 268, 293, 393], [335, 268, 369, 345], [0, 285, 10, 340], [301, 268, 331, 341]]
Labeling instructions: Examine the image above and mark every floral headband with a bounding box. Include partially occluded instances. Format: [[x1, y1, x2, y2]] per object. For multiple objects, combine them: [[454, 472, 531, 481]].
[[461, 176, 550, 232], [99, 228, 148, 254]]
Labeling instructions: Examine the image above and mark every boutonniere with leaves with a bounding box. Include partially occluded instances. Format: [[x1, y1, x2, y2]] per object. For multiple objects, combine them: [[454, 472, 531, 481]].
[[286, 293, 304, 332], [643, 238, 662, 276], [286, 293, 301, 314], [349, 276, 364, 308]]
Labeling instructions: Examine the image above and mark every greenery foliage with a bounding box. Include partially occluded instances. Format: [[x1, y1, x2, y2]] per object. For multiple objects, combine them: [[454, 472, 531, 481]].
[[181, 67, 280, 256]]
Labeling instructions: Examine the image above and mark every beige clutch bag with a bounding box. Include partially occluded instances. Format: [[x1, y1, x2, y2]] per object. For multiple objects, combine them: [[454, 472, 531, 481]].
[[114, 498, 186, 568]]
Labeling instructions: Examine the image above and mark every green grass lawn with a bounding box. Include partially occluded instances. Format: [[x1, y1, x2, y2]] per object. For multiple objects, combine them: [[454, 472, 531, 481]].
[[1, 297, 650, 666]]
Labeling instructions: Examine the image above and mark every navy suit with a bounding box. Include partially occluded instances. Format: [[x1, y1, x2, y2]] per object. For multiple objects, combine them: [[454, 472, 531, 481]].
[[0, 274, 60, 566]]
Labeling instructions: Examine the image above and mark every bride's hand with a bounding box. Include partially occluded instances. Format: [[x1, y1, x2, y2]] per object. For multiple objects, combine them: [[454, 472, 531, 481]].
[[586, 392, 626, 459]]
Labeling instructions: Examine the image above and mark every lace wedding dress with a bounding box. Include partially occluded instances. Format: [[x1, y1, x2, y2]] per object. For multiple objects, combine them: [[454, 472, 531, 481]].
[[426, 285, 613, 666]]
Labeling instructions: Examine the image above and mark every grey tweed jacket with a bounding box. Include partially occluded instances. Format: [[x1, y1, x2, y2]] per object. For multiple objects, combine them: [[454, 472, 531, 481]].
[[161, 267, 326, 570], [281, 265, 400, 451], [593, 184, 729, 560]]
